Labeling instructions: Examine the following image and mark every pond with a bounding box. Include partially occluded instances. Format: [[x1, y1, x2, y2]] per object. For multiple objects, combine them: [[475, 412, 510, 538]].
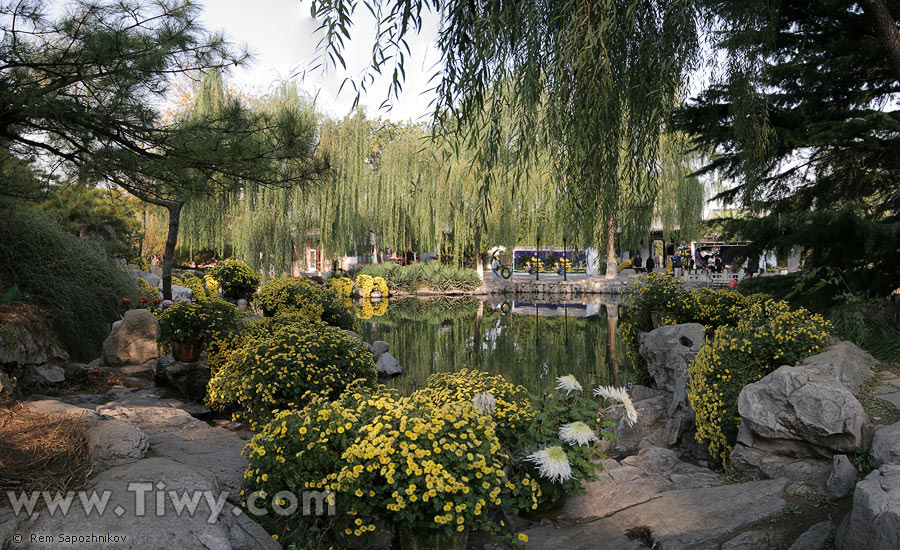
[[356, 296, 637, 395]]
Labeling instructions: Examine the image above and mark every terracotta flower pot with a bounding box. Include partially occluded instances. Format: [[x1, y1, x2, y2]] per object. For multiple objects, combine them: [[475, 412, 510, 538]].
[[171, 339, 202, 362]]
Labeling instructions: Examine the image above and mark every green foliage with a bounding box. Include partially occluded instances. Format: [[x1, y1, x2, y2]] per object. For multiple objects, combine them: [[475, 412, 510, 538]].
[[356, 262, 481, 293], [179, 272, 208, 300], [687, 299, 833, 464], [829, 304, 900, 366], [206, 322, 376, 428], [254, 276, 357, 331], [209, 260, 259, 300], [136, 278, 159, 301], [130, 256, 149, 271], [0, 210, 140, 360], [156, 298, 243, 346]]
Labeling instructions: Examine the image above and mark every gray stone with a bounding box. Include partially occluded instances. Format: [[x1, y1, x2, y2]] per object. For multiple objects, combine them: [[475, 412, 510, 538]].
[[371, 340, 390, 359], [738, 364, 868, 456], [800, 340, 876, 395], [729, 444, 832, 489], [137, 270, 161, 289], [788, 521, 833, 550], [0, 506, 22, 550], [236, 298, 248, 309], [628, 384, 668, 402], [16, 458, 278, 550], [149, 264, 163, 277], [523, 478, 789, 550], [25, 364, 65, 386], [721, 530, 777, 550], [375, 351, 402, 376], [0, 308, 70, 368], [871, 421, 900, 468], [0, 371, 11, 398], [825, 454, 857, 498], [638, 323, 705, 392], [101, 309, 159, 366], [84, 418, 149, 468], [97, 404, 248, 501], [21, 399, 99, 424], [154, 355, 210, 401], [835, 465, 900, 550], [171, 284, 193, 302], [601, 394, 681, 457]]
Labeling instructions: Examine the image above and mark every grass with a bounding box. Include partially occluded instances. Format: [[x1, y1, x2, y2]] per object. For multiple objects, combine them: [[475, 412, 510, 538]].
[[0, 403, 92, 495], [0, 209, 140, 360]]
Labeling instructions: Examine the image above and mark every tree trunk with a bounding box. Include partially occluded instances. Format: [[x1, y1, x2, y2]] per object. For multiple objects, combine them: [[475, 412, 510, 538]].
[[474, 227, 484, 281], [860, 0, 900, 80], [162, 202, 183, 301], [606, 302, 620, 385], [605, 215, 618, 280]]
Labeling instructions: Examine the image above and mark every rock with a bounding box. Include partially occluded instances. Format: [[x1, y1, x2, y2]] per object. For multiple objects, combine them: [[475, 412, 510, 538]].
[[0, 506, 22, 550], [21, 399, 99, 424], [835, 465, 900, 550], [522, 478, 789, 550], [871, 421, 900, 468], [102, 309, 159, 366], [0, 306, 69, 367], [561, 447, 722, 524], [825, 454, 857, 498], [738, 364, 868, 456], [721, 530, 777, 550], [375, 352, 402, 376], [600, 394, 672, 457], [97, 404, 248, 501], [16, 458, 279, 550], [25, 364, 65, 386], [149, 264, 163, 277], [236, 298, 248, 309], [155, 355, 210, 401], [171, 284, 193, 302], [729, 444, 832, 489], [0, 371, 11, 398], [638, 323, 705, 393], [800, 340, 876, 395], [137, 270, 161, 289], [84, 418, 149, 468], [788, 521, 834, 550], [371, 340, 390, 360]]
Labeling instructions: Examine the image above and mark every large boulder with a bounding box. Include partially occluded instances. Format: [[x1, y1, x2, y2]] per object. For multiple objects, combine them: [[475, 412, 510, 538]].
[[102, 309, 159, 366], [24, 364, 66, 386], [738, 363, 868, 457], [16, 457, 279, 550], [0, 305, 69, 367], [638, 323, 705, 393], [871, 421, 900, 468], [154, 354, 210, 401], [83, 418, 149, 468], [800, 340, 875, 395], [375, 352, 402, 376], [835, 465, 900, 550], [371, 340, 390, 360], [171, 284, 193, 302]]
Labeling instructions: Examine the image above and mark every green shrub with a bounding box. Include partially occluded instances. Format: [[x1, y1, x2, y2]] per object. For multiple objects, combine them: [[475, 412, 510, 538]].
[[254, 276, 357, 331], [210, 259, 259, 300], [137, 277, 159, 300], [180, 272, 208, 299], [157, 297, 243, 346], [206, 321, 376, 428], [0, 210, 140, 360], [687, 299, 832, 464], [130, 256, 149, 271], [354, 262, 481, 292]]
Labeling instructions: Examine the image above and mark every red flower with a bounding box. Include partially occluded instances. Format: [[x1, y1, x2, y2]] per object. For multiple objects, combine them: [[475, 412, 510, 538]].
[[139, 296, 149, 304], [152, 297, 161, 305], [121, 297, 132, 306]]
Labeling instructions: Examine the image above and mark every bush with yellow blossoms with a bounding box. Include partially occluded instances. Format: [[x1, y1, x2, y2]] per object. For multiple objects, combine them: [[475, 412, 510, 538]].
[[156, 297, 243, 347], [327, 391, 540, 539], [328, 276, 354, 300], [354, 274, 375, 298], [205, 321, 376, 428], [254, 276, 357, 331], [210, 259, 260, 300], [687, 298, 832, 465]]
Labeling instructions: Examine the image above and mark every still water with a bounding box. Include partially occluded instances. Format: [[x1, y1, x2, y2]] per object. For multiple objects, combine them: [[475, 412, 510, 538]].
[[356, 296, 635, 395]]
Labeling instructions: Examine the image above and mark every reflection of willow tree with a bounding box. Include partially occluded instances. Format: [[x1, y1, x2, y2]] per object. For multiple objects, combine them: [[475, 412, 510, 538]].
[[358, 298, 633, 394]]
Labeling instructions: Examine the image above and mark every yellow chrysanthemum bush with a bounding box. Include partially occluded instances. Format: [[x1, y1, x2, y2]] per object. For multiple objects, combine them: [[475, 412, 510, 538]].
[[210, 259, 260, 300], [354, 274, 375, 298], [156, 297, 244, 347], [328, 276, 353, 300], [254, 276, 357, 331], [373, 276, 389, 297], [687, 298, 833, 464], [327, 391, 538, 542], [180, 272, 209, 299], [205, 321, 376, 428]]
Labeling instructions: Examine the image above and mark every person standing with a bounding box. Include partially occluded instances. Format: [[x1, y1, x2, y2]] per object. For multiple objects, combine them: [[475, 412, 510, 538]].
[[645, 255, 655, 273], [491, 254, 501, 278], [672, 254, 682, 276]]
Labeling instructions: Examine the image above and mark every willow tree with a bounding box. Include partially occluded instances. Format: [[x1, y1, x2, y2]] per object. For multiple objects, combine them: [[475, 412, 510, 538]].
[[310, 0, 701, 278]]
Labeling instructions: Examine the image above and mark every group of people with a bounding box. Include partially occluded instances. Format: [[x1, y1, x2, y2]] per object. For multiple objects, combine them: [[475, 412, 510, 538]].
[[631, 250, 759, 279]]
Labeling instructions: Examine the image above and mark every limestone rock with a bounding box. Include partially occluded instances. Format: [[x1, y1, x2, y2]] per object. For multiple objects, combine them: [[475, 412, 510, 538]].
[[788, 521, 834, 550], [835, 465, 900, 550], [800, 340, 876, 395], [729, 444, 832, 489], [25, 364, 65, 386], [102, 309, 159, 366], [171, 284, 193, 302], [21, 399, 99, 424], [738, 364, 867, 456], [0, 506, 21, 550], [84, 418, 149, 468], [825, 454, 857, 498], [371, 340, 390, 360], [0, 306, 69, 367], [376, 352, 402, 376], [0, 371, 11, 398], [721, 530, 778, 550], [16, 457, 278, 550], [154, 355, 210, 401], [638, 323, 704, 392], [600, 394, 672, 457], [871, 421, 900, 468]]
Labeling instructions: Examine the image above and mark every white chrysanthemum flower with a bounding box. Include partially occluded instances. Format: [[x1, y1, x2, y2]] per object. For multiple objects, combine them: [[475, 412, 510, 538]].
[[526, 446, 573, 483], [555, 375, 583, 394], [472, 392, 496, 416], [594, 385, 638, 427], [559, 421, 599, 446]]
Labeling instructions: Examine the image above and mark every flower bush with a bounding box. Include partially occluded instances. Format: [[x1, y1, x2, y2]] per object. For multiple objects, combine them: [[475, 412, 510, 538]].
[[130, 256, 149, 271], [354, 274, 375, 298], [137, 277, 159, 300], [157, 297, 243, 346], [616, 258, 634, 272], [373, 276, 389, 297], [253, 276, 357, 331], [329, 276, 353, 300], [206, 321, 376, 428], [180, 272, 209, 299], [210, 259, 260, 300], [687, 298, 833, 464]]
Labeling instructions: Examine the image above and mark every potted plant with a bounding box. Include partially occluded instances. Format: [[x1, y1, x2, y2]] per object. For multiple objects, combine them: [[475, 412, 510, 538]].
[[157, 298, 243, 362], [209, 259, 260, 301]]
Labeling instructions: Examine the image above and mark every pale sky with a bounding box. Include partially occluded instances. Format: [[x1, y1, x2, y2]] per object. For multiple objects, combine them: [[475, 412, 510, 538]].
[[197, 0, 442, 123]]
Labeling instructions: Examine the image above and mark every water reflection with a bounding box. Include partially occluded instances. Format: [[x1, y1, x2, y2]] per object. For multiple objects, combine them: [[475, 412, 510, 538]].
[[356, 296, 634, 395]]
